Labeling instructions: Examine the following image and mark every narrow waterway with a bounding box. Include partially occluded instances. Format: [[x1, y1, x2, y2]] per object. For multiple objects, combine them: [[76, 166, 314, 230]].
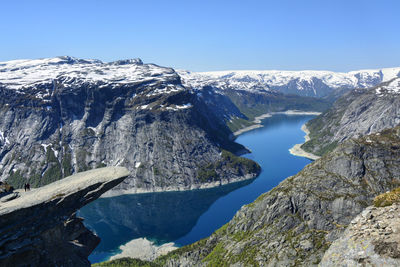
[[79, 114, 315, 263]]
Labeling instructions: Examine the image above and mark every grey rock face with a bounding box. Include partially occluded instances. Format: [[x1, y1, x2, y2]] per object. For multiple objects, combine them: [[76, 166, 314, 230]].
[[320, 203, 400, 267], [0, 166, 129, 267], [160, 127, 400, 266], [0, 58, 259, 193], [302, 78, 400, 156]]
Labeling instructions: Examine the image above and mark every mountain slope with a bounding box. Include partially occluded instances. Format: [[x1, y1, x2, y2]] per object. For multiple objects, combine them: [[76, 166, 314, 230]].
[[302, 78, 400, 156], [152, 126, 400, 266], [321, 200, 400, 266], [179, 67, 400, 97], [0, 57, 260, 193]]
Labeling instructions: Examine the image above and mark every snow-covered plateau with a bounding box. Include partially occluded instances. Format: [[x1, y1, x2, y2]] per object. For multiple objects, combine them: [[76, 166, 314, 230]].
[[178, 67, 400, 97], [1, 56, 399, 98]]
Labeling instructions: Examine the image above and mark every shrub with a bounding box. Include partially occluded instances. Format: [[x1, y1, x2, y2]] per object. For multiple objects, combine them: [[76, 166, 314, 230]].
[[374, 187, 400, 207]]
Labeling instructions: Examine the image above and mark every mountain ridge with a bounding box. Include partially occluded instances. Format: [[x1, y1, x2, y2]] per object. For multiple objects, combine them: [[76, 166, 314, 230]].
[[301, 77, 400, 156], [0, 57, 262, 193], [179, 67, 400, 97]]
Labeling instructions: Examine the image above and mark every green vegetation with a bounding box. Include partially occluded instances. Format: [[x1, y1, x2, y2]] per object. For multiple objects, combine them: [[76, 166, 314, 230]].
[[153, 167, 160, 176], [0, 181, 14, 192], [198, 164, 218, 182], [6, 170, 26, 189], [40, 164, 62, 186], [92, 258, 159, 267], [76, 149, 89, 172], [226, 117, 254, 132], [202, 243, 229, 266], [38, 148, 63, 187], [96, 162, 107, 168], [301, 139, 337, 157], [197, 150, 261, 182], [155, 238, 209, 266], [224, 90, 329, 121], [221, 150, 260, 173], [374, 187, 400, 207], [62, 150, 73, 177]]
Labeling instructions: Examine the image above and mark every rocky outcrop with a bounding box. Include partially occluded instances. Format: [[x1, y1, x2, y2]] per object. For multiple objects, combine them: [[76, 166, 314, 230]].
[[0, 166, 129, 267], [320, 203, 400, 266], [154, 126, 400, 266], [0, 57, 259, 193], [301, 78, 400, 156]]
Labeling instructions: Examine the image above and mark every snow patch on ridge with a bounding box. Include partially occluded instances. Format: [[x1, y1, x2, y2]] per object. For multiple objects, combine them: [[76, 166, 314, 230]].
[[376, 78, 400, 95], [0, 56, 176, 90], [178, 67, 400, 95]]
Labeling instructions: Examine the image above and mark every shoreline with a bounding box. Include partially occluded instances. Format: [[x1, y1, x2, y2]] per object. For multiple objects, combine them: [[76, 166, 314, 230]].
[[289, 124, 320, 161], [109, 238, 178, 262], [233, 113, 272, 136], [233, 110, 321, 137], [102, 110, 321, 198], [101, 173, 257, 198]]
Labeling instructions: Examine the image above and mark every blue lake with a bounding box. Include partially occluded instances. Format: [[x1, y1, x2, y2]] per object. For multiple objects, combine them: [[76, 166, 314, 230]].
[[79, 114, 314, 263]]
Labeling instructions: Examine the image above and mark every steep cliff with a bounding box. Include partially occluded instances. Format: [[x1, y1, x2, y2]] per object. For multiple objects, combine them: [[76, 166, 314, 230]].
[[149, 126, 400, 266], [301, 78, 400, 156], [0, 57, 259, 193], [0, 166, 129, 267]]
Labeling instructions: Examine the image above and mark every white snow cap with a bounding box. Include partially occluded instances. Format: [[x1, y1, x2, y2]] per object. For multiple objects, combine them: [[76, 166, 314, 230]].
[[178, 67, 400, 93], [376, 77, 400, 95], [0, 56, 176, 90]]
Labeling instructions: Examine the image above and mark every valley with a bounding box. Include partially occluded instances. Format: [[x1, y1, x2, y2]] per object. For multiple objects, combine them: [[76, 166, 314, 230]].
[[0, 57, 399, 267]]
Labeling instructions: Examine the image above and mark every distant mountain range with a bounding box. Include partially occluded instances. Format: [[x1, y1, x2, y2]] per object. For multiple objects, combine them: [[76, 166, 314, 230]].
[[2, 56, 400, 266], [1, 56, 398, 98], [178, 67, 400, 97], [1, 56, 397, 191]]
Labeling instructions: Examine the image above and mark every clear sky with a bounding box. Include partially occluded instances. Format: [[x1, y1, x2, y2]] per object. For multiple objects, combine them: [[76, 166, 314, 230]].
[[1, 0, 399, 71]]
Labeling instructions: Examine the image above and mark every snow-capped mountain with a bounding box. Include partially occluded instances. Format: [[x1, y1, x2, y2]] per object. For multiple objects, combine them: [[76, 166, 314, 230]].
[[0, 56, 260, 193], [178, 68, 400, 97], [0, 56, 181, 97]]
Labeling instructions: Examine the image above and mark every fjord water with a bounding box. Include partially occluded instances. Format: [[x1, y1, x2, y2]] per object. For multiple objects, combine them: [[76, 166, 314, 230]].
[[79, 114, 314, 263]]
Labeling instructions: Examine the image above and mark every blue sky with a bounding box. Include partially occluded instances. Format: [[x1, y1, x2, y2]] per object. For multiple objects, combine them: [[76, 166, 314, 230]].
[[1, 0, 399, 71]]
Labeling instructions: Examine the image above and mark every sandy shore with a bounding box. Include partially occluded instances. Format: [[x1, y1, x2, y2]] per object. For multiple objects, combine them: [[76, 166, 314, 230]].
[[233, 110, 321, 137], [233, 113, 272, 136], [289, 124, 320, 160], [109, 238, 177, 262], [274, 110, 322, 116]]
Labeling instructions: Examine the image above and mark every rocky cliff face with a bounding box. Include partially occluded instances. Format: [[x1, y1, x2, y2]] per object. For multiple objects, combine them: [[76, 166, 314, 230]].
[[302, 78, 400, 156], [0, 166, 129, 267], [155, 126, 400, 266], [0, 57, 260, 193], [320, 202, 400, 266]]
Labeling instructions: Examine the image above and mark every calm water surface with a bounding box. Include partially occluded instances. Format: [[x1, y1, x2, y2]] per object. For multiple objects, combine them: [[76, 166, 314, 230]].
[[79, 114, 314, 263]]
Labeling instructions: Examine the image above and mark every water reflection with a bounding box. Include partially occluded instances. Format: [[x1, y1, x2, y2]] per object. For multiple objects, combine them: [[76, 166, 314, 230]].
[[79, 179, 253, 261], [80, 114, 315, 263]]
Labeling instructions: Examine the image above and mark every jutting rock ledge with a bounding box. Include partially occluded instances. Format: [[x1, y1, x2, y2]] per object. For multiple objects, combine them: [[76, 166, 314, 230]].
[[0, 166, 130, 267]]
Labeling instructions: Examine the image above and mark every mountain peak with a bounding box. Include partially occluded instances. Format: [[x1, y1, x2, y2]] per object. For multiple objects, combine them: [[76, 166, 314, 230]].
[[0, 57, 175, 90], [108, 58, 143, 66]]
